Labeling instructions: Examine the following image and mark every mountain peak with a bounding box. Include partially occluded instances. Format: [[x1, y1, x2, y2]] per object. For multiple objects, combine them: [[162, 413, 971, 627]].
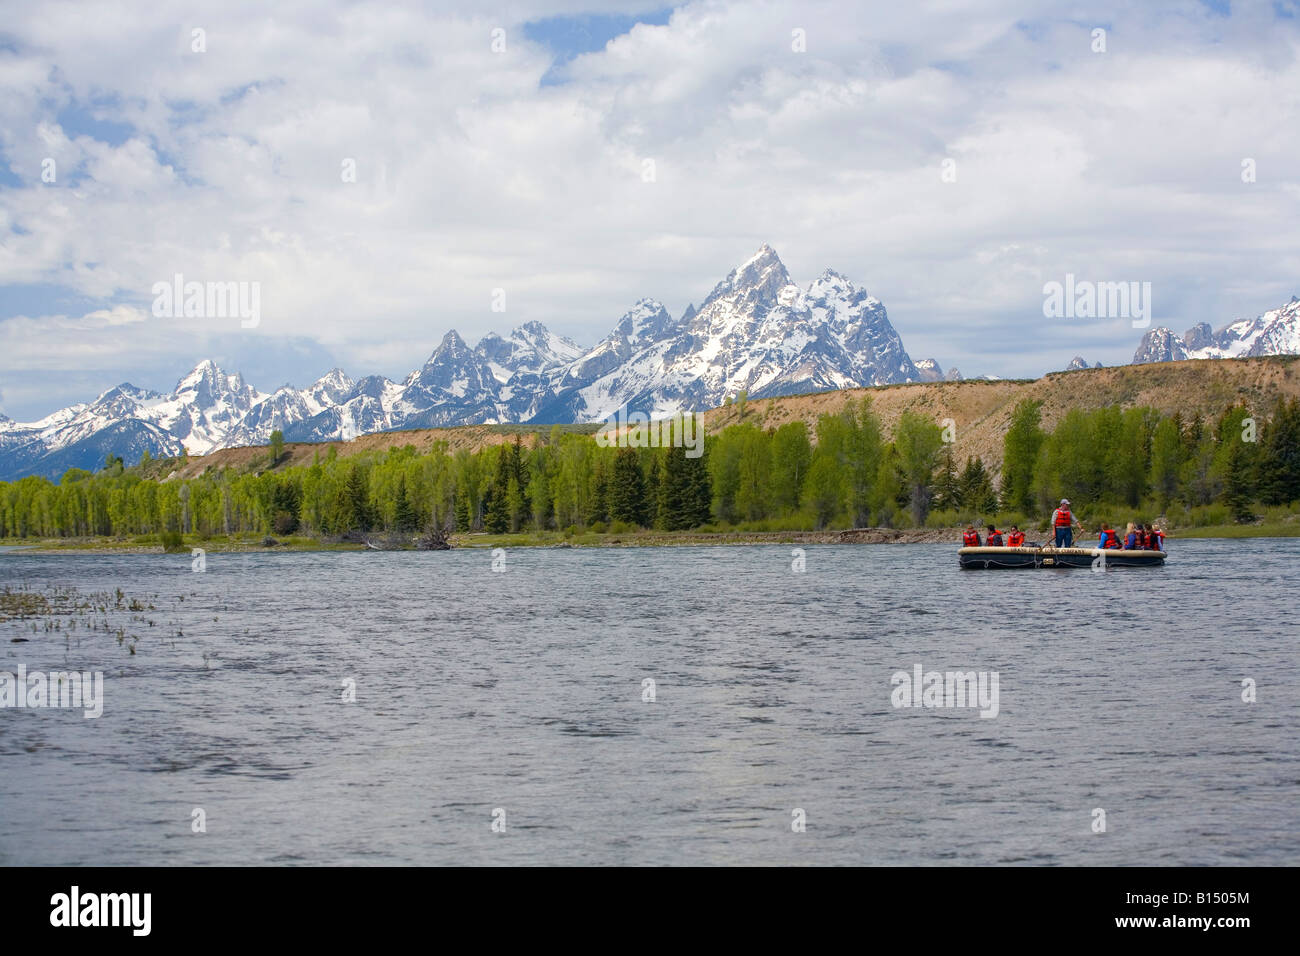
[[701, 244, 793, 309], [517, 319, 550, 337], [174, 359, 228, 393], [614, 299, 674, 346], [433, 329, 469, 355], [914, 358, 945, 382]]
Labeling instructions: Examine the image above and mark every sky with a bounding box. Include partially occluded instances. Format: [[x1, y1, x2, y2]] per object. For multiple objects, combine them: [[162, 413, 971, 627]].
[[1, 0, 1298, 420]]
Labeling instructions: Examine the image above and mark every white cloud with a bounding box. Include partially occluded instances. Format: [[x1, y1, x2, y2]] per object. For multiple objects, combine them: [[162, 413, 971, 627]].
[[0, 0, 1298, 415]]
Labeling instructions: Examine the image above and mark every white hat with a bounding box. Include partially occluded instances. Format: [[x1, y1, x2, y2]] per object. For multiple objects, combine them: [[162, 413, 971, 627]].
[[1060, 498, 1070, 505]]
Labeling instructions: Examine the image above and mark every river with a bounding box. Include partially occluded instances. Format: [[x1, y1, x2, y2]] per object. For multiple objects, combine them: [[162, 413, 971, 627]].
[[1, 540, 1296, 865]]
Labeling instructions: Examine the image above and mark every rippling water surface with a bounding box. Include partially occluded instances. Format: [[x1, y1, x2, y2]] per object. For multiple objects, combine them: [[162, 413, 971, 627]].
[[1, 540, 1297, 865]]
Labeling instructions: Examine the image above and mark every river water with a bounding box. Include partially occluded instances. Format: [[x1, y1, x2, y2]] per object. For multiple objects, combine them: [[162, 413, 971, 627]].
[[1, 540, 1296, 865]]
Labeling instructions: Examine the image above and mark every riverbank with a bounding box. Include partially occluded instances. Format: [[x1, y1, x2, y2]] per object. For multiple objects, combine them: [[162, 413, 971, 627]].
[[3, 521, 1298, 554]]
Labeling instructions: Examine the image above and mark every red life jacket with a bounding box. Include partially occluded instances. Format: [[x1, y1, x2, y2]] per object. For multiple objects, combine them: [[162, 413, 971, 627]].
[[1054, 508, 1072, 527], [962, 530, 981, 547], [1153, 530, 1165, 550], [1007, 531, 1025, 547], [987, 530, 1004, 546], [1137, 531, 1150, 549], [1100, 529, 1119, 549]]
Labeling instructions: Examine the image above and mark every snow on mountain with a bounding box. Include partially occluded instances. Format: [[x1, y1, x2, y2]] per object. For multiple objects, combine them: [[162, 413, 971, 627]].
[[914, 358, 945, 382], [1132, 328, 1189, 363], [1063, 356, 1101, 371], [1133, 296, 1300, 364], [4, 245, 925, 480], [149, 360, 270, 455], [475, 320, 584, 382], [536, 246, 920, 421]]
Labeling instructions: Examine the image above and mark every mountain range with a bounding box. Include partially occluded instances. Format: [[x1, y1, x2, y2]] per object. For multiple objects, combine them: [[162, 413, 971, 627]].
[[1, 245, 940, 481], [6, 244, 1297, 483], [1132, 296, 1300, 364]]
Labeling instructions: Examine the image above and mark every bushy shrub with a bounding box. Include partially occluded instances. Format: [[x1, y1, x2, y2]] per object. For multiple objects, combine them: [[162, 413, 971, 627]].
[[272, 511, 299, 535], [924, 508, 962, 529]]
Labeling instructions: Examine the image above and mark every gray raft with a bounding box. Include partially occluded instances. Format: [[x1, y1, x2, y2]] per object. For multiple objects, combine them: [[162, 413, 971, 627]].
[[958, 545, 1167, 569]]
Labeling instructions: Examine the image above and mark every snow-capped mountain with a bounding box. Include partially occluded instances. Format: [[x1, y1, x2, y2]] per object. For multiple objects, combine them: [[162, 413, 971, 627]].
[[1, 245, 925, 481], [1064, 357, 1102, 371], [914, 358, 944, 382], [532, 245, 919, 421], [1132, 296, 1300, 364]]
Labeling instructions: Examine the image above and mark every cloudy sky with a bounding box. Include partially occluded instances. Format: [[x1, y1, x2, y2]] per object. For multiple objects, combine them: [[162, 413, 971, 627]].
[[1, 0, 1298, 420]]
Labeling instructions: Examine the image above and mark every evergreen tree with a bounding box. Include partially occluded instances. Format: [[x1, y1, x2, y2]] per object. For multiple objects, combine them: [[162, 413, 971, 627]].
[[343, 464, 371, 531], [933, 446, 960, 512], [453, 486, 471, 532], [506, 475, 525, 532], [609, 447, 646, 525], [485, 444, 512, 533], [270, 477, 301, 534], [685, 447, 712, 527], [1258, 397, 1300, 505], [393, 475, 418, 532], [658, 446, 710, 529], [1213, 405, 1258, 521], [509, 435, 528, 495], [587, 454, 611, 525], [658, 446, 690, 530], [959, 457, 997, 516], [643, 452, 662, 529]]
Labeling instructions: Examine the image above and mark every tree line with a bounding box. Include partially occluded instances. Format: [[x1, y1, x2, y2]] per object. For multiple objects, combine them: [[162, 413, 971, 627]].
[[1, 395, 1297, 540]]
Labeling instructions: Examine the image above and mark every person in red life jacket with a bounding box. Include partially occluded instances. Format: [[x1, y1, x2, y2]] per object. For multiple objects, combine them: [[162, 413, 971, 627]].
[[1050, 498, 1083, 548], [1007, 525, 1025, 547], [1098, 522, 1121, 549], [1148, 523, 1165, 550], [962, 523, 982, 547], [985, 524, 1004, 546], [1135, 525, 1150, 549], [1123, 521, 1140, 549]]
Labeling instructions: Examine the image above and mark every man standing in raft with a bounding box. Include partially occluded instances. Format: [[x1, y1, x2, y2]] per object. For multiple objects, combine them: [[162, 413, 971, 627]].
[[1050, 499, 1084, 548]]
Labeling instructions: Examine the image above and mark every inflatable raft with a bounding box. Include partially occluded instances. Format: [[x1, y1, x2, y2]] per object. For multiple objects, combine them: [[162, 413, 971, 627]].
[[958, 546, 1166, 569]]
